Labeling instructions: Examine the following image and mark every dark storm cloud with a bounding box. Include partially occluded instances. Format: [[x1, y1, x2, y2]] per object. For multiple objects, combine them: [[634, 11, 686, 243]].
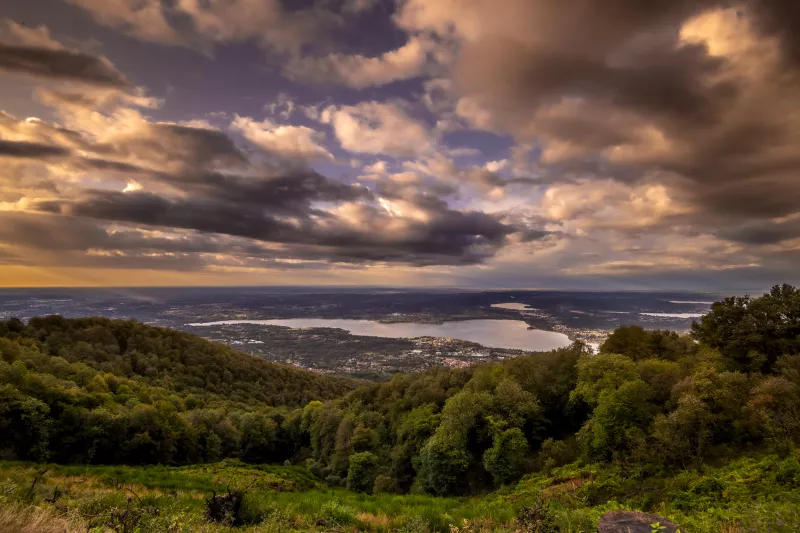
[[41, 184, 517, 266], [100, 122, 248, 170], [0, 211, 113, 252], [0, 139, 71, 159], [718, 218, 800, 246], [0, 211, 338, 271], [427, 0, 800, 248], [746, 0, 800, 67], [458, 38, 736, 130], [79, 158, 154, 175], [0, 44, 131, 88], [164, 170, 368, 209], [0, 107, 525, 267]]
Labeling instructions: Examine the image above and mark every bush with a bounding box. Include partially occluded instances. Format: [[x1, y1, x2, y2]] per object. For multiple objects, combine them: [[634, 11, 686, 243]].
[[395, 516, 431, 533], [205, 489, 244, 526], [238, 492, 279, 525], [516, 502, 559, 533], [318, 499, 357, 527], [325, 474, 344, 487], [774, 457, 800, 486], [373, 474, 396, 494]]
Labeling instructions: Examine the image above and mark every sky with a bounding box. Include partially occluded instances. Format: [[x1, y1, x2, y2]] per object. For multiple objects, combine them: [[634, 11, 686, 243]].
[[0, 0, 799, 291]]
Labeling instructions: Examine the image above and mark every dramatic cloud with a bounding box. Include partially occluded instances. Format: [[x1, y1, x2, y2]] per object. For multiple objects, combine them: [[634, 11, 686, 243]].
[[2, 1, 800, 288], [0, 19, 130, 87], [0, 139, 71, 159], [392, 0, 800, 278], [64, 0, 343, 54], [0, 99, 523, 270]]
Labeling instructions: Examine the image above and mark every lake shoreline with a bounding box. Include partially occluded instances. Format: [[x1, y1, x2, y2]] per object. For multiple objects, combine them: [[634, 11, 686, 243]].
[[187, 317, 572, 353]]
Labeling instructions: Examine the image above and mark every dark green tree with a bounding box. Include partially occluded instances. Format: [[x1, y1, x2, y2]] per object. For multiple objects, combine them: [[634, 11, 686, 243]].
[[346, 451, 379, 493], [692, 284, 800, 373], [483, 426, 528, 485]]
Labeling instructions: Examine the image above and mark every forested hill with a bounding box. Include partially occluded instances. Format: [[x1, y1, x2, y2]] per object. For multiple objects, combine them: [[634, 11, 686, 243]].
[[0, 316, 359, 407], [2, 286, 800, 494], [0, 316, 365, 465]]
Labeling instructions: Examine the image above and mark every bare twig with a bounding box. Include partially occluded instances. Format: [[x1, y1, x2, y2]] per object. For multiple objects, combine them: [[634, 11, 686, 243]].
[[24, 467, 50, 501], [125, 486, 143, 504]]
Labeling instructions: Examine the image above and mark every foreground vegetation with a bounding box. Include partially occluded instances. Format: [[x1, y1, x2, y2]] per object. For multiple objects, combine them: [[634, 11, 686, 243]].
[[2, 453, 798, 532], [2, 284, 800, 530]]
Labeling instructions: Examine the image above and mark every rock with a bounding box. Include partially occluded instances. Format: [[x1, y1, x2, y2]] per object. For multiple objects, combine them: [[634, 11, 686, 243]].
[[598, 510, 682, 533]]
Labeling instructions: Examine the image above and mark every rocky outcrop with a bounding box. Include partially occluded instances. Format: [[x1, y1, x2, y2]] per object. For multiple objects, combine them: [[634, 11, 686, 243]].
[[598, 510, 682, 533]]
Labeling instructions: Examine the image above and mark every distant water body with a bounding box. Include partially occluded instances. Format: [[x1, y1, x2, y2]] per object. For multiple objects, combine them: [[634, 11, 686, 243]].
[[187, 318, 571, 352], [490, 303, 533, 311]]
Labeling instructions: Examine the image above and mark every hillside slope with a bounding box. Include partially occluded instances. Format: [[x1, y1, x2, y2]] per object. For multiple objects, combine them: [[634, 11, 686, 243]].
[[0, 316, 360, 464], [1, 316, 359, 406]]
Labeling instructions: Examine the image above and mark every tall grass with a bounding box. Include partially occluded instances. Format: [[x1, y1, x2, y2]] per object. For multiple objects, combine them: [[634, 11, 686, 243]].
[[2, 453, 799, 533], [0, 504, 87, 533], [241, 488, 516, 531]]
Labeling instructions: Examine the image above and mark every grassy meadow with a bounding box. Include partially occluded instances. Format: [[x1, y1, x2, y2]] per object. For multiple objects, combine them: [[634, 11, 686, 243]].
[[2, 453, 800, 532]]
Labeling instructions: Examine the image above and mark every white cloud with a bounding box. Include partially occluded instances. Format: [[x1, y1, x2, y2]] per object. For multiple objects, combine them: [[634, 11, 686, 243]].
[[0, 19, 65, 50], [285, 37, 428, 89], [320, 101, 432, 157], [264, 93, 296, 120], [231, 115, 333, 161], [485, 160, 507, 173], [539, 180, 693, 231]]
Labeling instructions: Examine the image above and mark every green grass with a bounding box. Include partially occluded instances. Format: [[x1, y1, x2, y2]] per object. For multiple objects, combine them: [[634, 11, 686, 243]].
[[2, 453, 799, 532], [509, 452, 800, 533], [0, 459, 316, 494], [240, 488, 516, 531], [0, 460, 517, 532]]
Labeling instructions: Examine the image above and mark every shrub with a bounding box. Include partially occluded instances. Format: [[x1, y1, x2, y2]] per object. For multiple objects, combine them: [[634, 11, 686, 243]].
[[516, 502, 559, 533], [395, 516, 431, 533], [318, 499, 357, 527], [325, 474, 344, 487], [205, 489, 245, 526], [373, 474, 396, 494]]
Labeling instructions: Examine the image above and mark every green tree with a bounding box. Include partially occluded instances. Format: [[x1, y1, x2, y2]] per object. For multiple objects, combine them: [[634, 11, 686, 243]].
[[350, 424, 379, 452], [417, 437, 470, 496], [579, 380, 655, 461], [346, 451, 379, 493], [600, 325, 654, 360], [483, 427, 528, 485], [491, 378, 542, 429], [0, 385, 51, 461], [571, 353, 638, 407], [601, 326, 692, 361], [745, 377, 800, 455], [652, 394, 714, 468], [637, 359, 682, 404], [692, 285, 800, 373]]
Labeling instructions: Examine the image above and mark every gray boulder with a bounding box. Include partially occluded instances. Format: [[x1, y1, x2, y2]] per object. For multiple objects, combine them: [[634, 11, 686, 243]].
[[598, 510, 682, 533]]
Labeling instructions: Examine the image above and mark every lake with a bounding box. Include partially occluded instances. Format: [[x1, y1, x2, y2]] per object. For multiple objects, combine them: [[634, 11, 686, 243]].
[[490, 302, 533, 311], [187, 318, 571, 352]]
